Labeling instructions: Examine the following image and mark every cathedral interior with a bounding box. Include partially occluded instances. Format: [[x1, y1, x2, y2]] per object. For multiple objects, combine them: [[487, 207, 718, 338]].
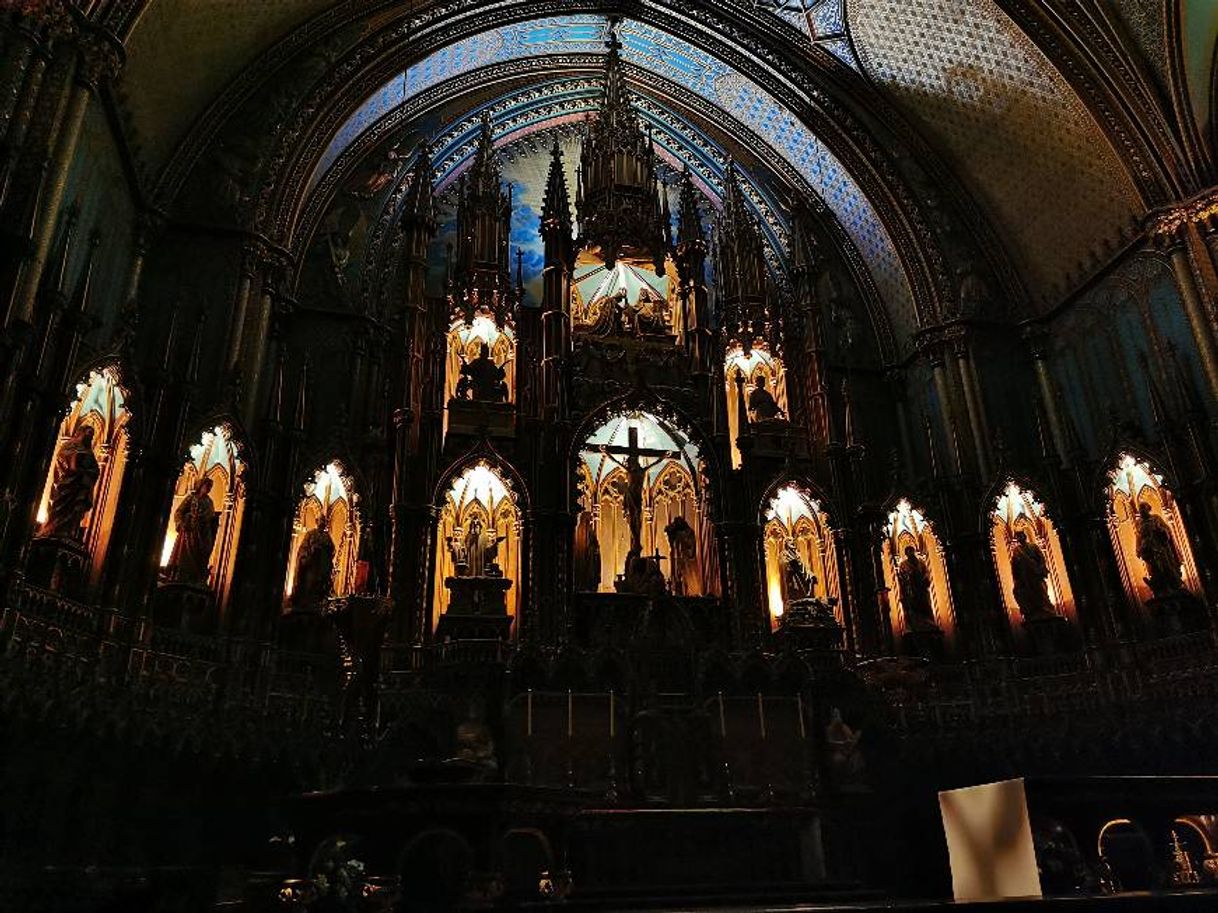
[[6, 1, 1218, 910]]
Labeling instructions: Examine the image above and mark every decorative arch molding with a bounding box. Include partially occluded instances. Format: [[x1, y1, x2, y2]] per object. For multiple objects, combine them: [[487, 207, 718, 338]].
[[159, 1, 958, 336], [322, 62, 899, 358]]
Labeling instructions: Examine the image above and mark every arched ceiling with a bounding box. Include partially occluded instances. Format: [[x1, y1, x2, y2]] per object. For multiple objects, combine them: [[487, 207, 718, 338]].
[[109, 0, 1196, 345], [848, 0, 1143, 305], [305, 15, 912, 333]]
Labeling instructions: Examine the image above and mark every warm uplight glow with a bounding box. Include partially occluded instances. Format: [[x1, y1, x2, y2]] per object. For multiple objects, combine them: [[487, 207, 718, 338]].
[[450, 314, 513, 349], [160, 530, 177, 568], [885, 499, 925, 539], [762, 484, 837, 627], [284, 462, 360, 603], [451, 462, 512, 512], [990, 481, 1075, 624], [882, 498, 956, 642], [1105, 453, 1200, 606], [308, 462, 349, 510]]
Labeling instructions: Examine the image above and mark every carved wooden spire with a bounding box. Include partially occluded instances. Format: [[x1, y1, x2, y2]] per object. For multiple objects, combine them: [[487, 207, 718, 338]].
[[715, 161, 771, 354], [576, 20, 669, 273]]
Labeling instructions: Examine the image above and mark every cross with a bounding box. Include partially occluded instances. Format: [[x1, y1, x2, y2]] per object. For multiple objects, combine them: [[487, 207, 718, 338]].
[[599, 424, 676, 463]]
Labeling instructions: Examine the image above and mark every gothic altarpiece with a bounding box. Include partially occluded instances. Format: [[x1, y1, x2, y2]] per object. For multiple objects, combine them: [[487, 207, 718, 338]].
[[284, 462, 362, 613], [882, 499, 956, 649]]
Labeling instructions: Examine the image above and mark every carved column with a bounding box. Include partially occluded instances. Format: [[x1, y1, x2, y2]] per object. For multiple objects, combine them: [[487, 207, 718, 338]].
[[953, 335, 991, 480], [926, 345, 962, 476], [1149, 227, 1218, 407], [8, 29, 119, 327]]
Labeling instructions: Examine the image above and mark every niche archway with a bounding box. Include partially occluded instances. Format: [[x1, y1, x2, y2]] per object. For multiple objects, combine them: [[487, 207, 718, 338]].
[[725, 345, 788, 468], [990, 481, 1076, 629], [881, 499, 956, 644], [762, 482, 839, 630], [445, 315, 516, 405], [34, 366, 131, 582], [575, 408, 718, 597], [284, 461, 362, 612], [432, 460, 523, 632], [1105, 453, 1200, 610], [159, 425, 246, 609]]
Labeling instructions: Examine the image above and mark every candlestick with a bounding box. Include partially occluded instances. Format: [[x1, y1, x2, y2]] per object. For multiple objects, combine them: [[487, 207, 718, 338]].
[[718, 691, 726, 738], [757, 692, 767, 740], [797, 693, 806, 739], [527, 689, 533, 737], [567, 689, 573, 738], [609, 690, 615, 739]]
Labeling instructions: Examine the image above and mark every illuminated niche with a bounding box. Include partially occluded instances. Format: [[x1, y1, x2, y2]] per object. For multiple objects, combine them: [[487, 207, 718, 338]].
[[762, 484, 840, 628], [432, 461, 522, 630], [881, 499, 956, 642], [725, 344, 788, 468], [990, 482, 1076, 628], [159, 426, 246, 605], [571, 249, 682, 339], [445, 314, 516, 404], [35, 367, 131, 580], [576, 410, 718, 596], [283, 462, 361, 610], [1105, 454, 1200, 608]]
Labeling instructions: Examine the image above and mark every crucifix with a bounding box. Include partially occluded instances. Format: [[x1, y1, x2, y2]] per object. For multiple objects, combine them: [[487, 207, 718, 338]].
[[598, 424, 678, 557]]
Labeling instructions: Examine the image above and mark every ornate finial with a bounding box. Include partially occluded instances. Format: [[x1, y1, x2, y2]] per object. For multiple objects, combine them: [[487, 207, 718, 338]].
[[676, 166, 704, 247], [401, 141, 436, 232]]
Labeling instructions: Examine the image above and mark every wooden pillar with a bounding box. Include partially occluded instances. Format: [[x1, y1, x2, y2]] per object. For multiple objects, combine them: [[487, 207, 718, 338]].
[[8, 34, 116, 327]]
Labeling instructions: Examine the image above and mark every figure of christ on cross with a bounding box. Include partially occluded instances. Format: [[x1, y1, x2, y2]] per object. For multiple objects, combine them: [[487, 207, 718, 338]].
[[598, 425, 680, 560]]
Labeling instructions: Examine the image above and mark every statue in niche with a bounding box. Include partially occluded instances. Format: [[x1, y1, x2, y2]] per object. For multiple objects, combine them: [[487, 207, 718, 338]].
[[446, 532, 469, 576], [897, 545, 937, 631], [1135, 502, 1184, 596], [455, 341, 509, 403], [40, 425, 100, 541], [573, 509, 602, 592], [747, 375, 785, 424], [664, 515, 700, 597], [168, 478, 219, 586], [463, 515, 505, 578], [782, 537, 816, 601], [1010, 530, 1055, 620], [292, 515, 335, 612], [635, 288, 670, 335]]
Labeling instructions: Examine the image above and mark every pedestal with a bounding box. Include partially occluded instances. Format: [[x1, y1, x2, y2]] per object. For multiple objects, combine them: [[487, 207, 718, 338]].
[[901, 625, 945, 661], [437, 576, 513, 641], [446, 399, 515, 439], [1148, 591, 1209, 635], [25, 535, 89, 598], [775, 597, 842, 653], [746, 419, 792, 459], [153, 581, 216, 634], [1023, 613, 1076, 655]]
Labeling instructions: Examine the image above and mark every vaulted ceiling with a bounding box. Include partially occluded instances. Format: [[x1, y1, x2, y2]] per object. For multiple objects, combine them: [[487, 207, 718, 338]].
[[108, 0, 1214, 339]]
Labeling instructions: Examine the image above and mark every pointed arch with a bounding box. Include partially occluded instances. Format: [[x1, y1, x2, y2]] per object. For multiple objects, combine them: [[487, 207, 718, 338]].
[[881, 497, 957, 645], [159, 422, 248, 612], [432, 455, 525, 633], [34, 364, 133, 584], [759, 479, 842, 630], [987, 478, 1076, 631], [283, 459, 364, 611], [1104, 451, 1201, 611]]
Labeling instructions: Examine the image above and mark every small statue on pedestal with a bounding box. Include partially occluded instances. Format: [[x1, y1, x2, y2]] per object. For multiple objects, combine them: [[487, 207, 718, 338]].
[[463, 515, 505, 578], [1135, 502, 1184, 596], [782, 537, 815, 601], [747, 376, 785, 424], [168, 478, 219, 586], [455, 342, 508, 403], [664, 515, 699, 596], [40, 425, 100, 541], [1010, 530, 1056, 621], [897, 545, 937, 631], [291, 516, 336, 612]]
